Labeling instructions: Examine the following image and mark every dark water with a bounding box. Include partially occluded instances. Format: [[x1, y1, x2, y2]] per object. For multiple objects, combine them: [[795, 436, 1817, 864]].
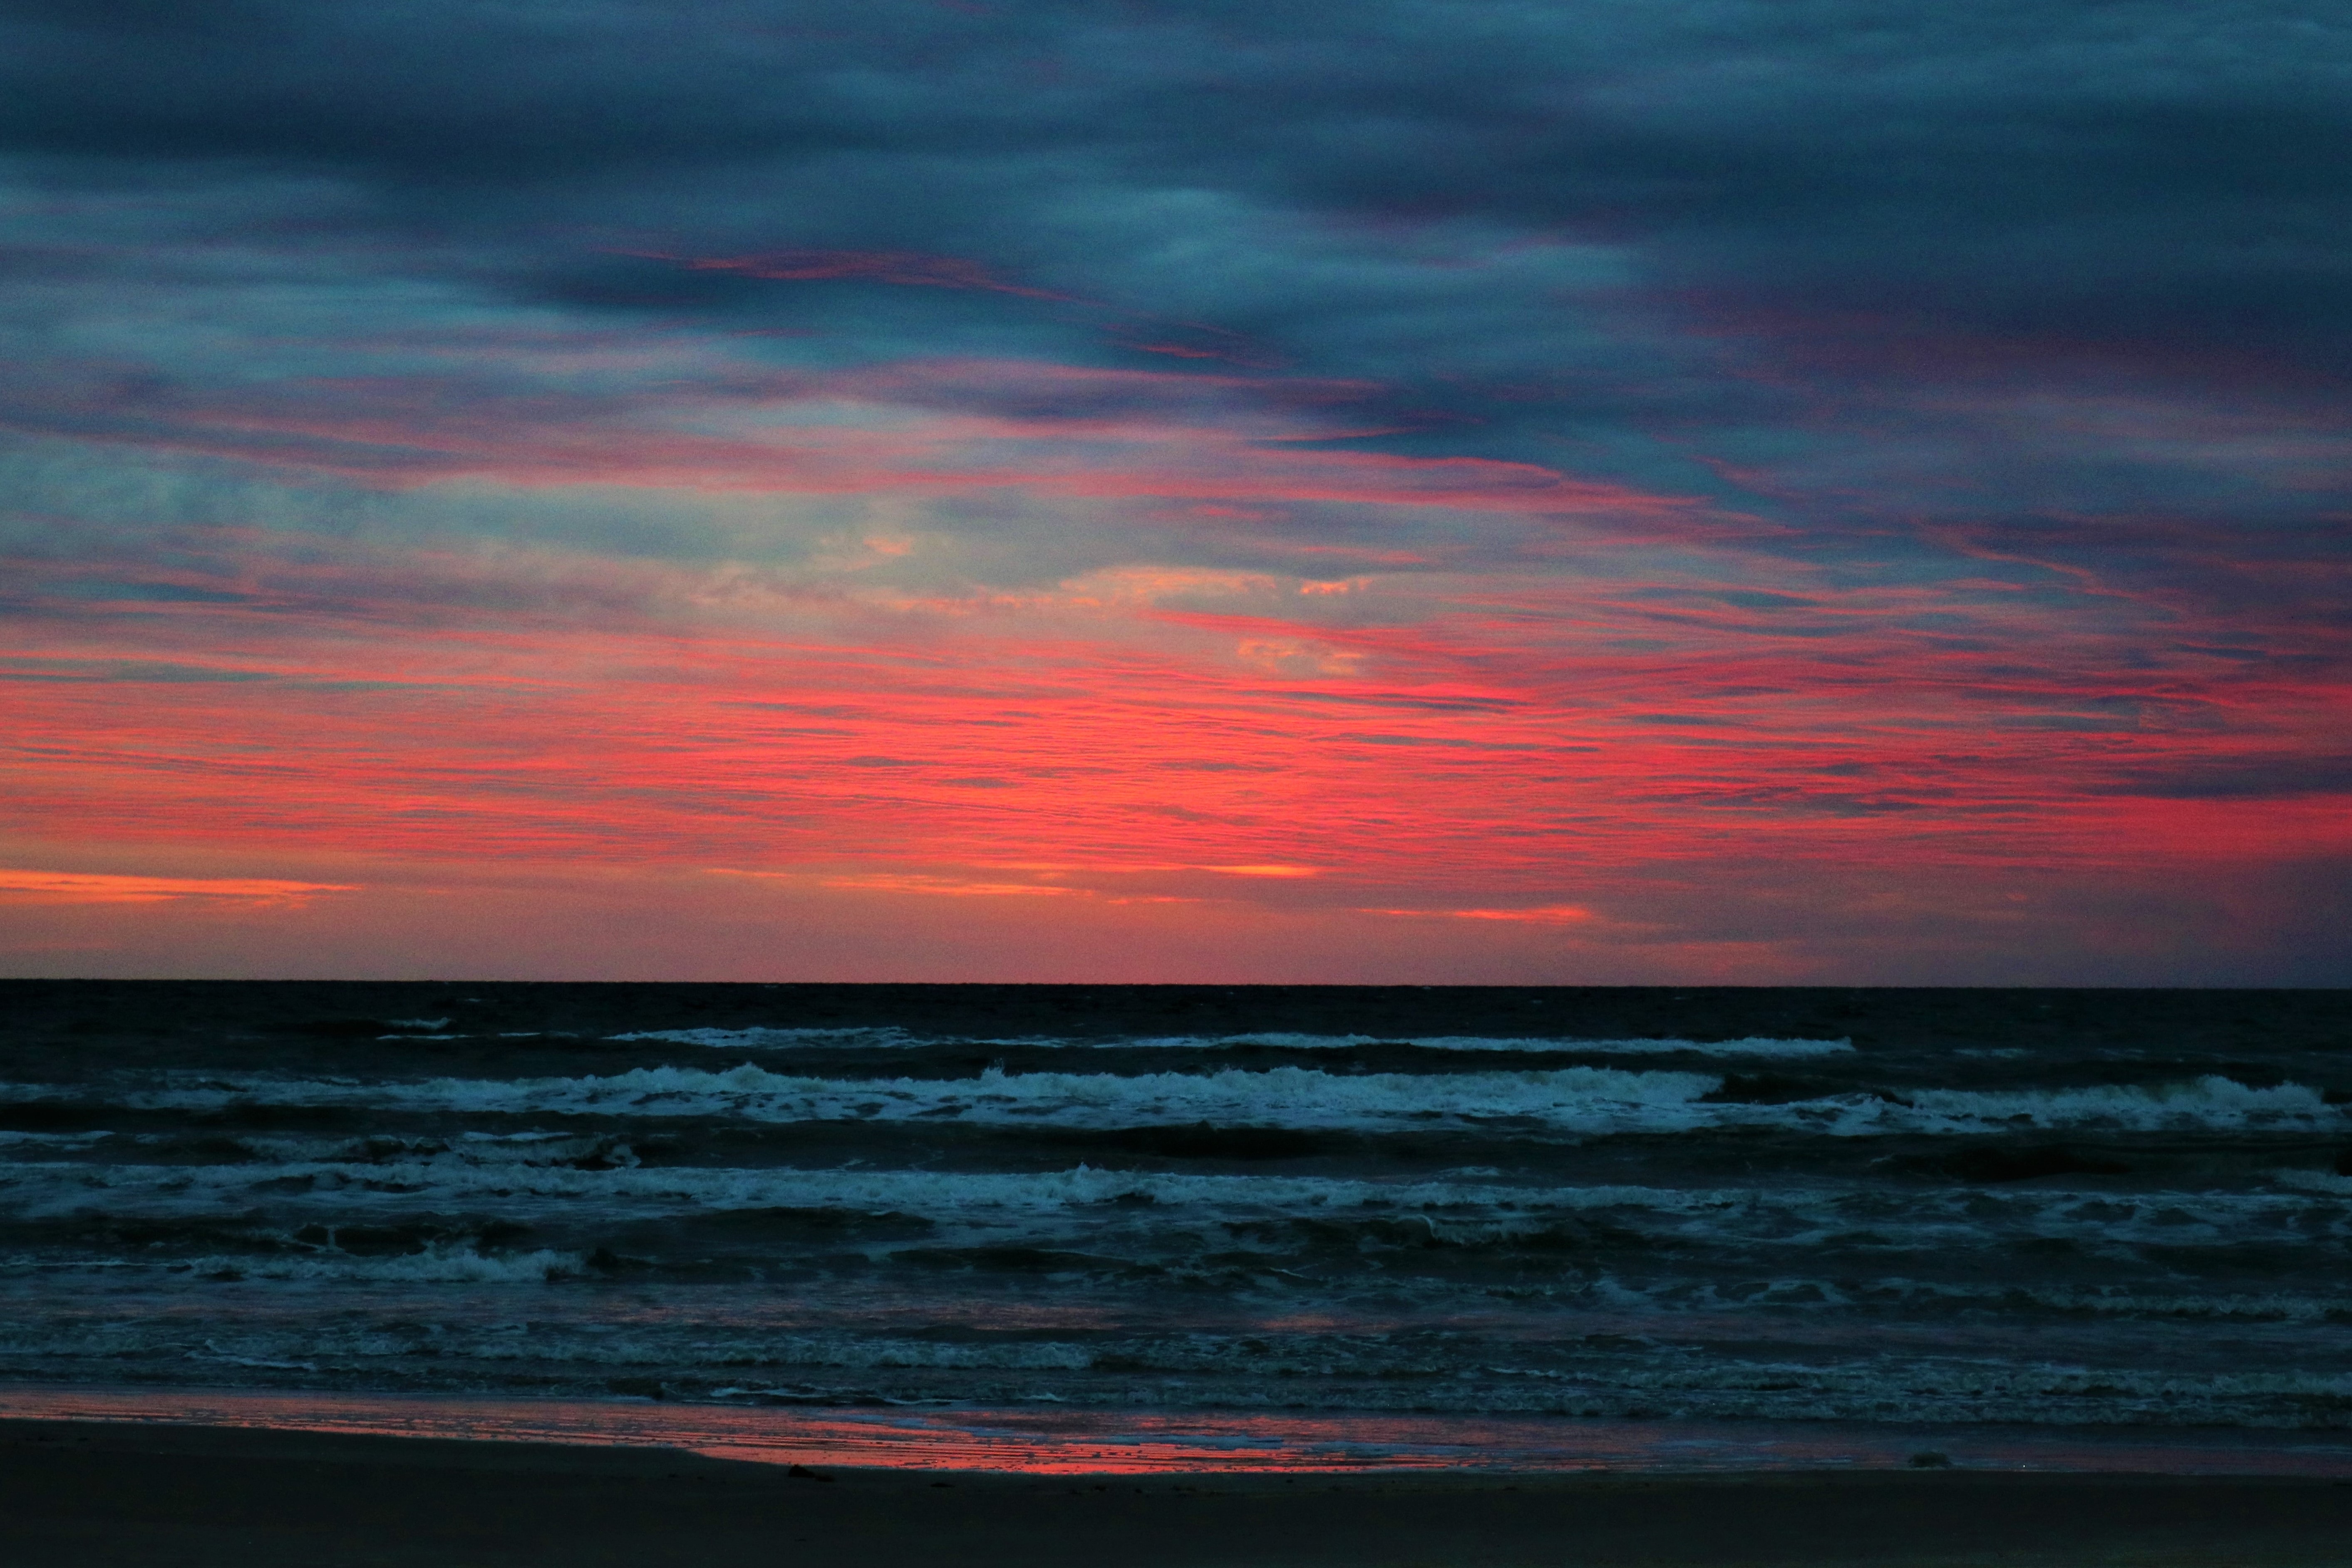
[[2, 983, 2347, 1434]]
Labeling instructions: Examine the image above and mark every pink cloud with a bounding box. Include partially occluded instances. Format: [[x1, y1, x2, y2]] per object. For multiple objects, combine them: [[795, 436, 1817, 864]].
[[7, 517, 2347, 921]]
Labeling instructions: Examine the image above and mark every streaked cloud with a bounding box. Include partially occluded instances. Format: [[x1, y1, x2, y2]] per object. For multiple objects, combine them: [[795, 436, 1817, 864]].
[[1367, 906, 1597, 925], [0, 870, 357, 906]]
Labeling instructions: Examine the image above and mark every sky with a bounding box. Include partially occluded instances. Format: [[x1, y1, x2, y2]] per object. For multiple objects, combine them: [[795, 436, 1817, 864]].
[[1, 0, 2347, 984]]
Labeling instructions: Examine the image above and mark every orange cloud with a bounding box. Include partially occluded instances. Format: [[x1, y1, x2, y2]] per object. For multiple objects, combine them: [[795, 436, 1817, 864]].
[[1365, 904, 1595, 923], [815, 873, 1078, 898], [0, 870, 358, 906], [1204, 865, 1321, 878]]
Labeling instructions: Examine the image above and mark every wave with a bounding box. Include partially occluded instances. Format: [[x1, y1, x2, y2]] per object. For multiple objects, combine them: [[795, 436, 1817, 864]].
[[11, 1160, 2342, 1261], [611, 1027, 920, 1049], [4, 1063, 1724, 1134], [0, 1159, 1721, 1218], [8, 1065, 2338, 1140], [171, 1245, 587, 1283], [615, 1028, 1856, 1059], [1856, 1280, 2352, 1322], [1887, 1077, 2341, 1134], [1427, 1036, 1855, 1058]]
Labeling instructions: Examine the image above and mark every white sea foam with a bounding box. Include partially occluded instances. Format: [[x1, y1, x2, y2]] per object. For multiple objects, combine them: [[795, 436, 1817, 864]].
[[7, 1063, 2335, 1139], [189, 1343, 317, 1371], [1874, 1077, 2342, 1134], [0, 1156, 1734, 1220], [614, 1029, 1855, 1058], [9, 1160, 2340, 1262], [1871, 1281, 2352, 1322], [175, 1246, 587, 1283], [1648, 1076, 2345, 1138], [2273, 1169, 2352, 1195], [1102, 1034, 1857, 1058], [1422, 1036, 1856, 1058], [611, 1027, 920, 1049], [3, 1063, 1725, 1135], [1448, 1349, 2352, 1427], [210, 1132, 638, 1169]]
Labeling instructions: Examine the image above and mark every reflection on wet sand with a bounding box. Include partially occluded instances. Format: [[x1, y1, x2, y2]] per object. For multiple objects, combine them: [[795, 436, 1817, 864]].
[[5, 1384, 2350, 1477]]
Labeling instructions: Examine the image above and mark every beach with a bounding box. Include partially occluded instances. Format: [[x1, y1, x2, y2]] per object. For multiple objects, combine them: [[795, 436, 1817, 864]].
[[7, 1417, 2352, 1567]]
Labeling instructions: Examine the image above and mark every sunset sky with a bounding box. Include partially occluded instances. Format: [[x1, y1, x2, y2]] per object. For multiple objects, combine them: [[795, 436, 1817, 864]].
[[2, 1, 2347, 982]]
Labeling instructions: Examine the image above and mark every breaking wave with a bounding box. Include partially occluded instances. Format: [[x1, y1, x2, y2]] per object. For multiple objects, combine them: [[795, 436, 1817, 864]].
[[171, 1246, 586, 1283], [9, 1067, 2337, 1139], [615, 1028, 1857, 1059]]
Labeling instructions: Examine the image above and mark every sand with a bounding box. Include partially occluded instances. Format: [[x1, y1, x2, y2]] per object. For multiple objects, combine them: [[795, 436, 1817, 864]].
[[5, 1419, 2351, 1566]]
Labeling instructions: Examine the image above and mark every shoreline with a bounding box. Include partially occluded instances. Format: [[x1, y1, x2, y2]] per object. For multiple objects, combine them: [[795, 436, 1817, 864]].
[[7, 1381, 2352, 1479], [8, 1417, 2352, 1567]]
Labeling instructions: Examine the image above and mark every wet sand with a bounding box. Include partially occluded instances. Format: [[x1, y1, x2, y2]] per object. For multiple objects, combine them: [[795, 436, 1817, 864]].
[[6, 1419, 2351, 1567]]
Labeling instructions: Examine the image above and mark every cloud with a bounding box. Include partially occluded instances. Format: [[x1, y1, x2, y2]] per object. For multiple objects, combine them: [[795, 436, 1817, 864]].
[[1365, 904, 1595, 924], [0, 869, 356, 905], [654, 249, 1075, 302], [812, 872, 1078, 898]]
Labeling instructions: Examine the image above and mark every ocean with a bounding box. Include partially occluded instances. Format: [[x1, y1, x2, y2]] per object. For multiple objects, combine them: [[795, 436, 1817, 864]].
[[3, 982, 2348, 1469]]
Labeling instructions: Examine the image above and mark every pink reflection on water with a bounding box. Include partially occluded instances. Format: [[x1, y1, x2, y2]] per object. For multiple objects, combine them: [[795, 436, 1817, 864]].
[[2, 1386, 2349, 1477]]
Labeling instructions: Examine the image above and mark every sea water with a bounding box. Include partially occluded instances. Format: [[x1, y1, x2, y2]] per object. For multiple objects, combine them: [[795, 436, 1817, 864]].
[[2, 982, 2347, 1468]]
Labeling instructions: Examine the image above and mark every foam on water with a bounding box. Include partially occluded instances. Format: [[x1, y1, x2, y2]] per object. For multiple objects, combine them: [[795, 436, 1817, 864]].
[[12, 1064, 2338, 1139], [1426, 1036, 1856, 1058], [9, 1156, 2342, 1290], [611, 1027, 921, 1049], [171, 1247, 587, 1283], [8, 1156, 2331, 1228], [1901, 1077, 2338, 1131], [0, 1157, 1763, 1221], [7, 1062, 1727, 1134], [0, 1131, 110, 1149], [1868, 1281, 2352, 1322], [615, 1029, 1857, 1058]]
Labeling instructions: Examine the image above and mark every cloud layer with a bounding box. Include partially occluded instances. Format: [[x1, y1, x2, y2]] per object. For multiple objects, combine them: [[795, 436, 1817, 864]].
[[1, 0, 2346, 980]]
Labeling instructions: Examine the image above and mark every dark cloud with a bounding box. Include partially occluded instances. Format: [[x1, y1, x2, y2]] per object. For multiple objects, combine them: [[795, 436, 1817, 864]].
[[5, 1, 2343, 372], [2091, 753, 2352, 800]]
